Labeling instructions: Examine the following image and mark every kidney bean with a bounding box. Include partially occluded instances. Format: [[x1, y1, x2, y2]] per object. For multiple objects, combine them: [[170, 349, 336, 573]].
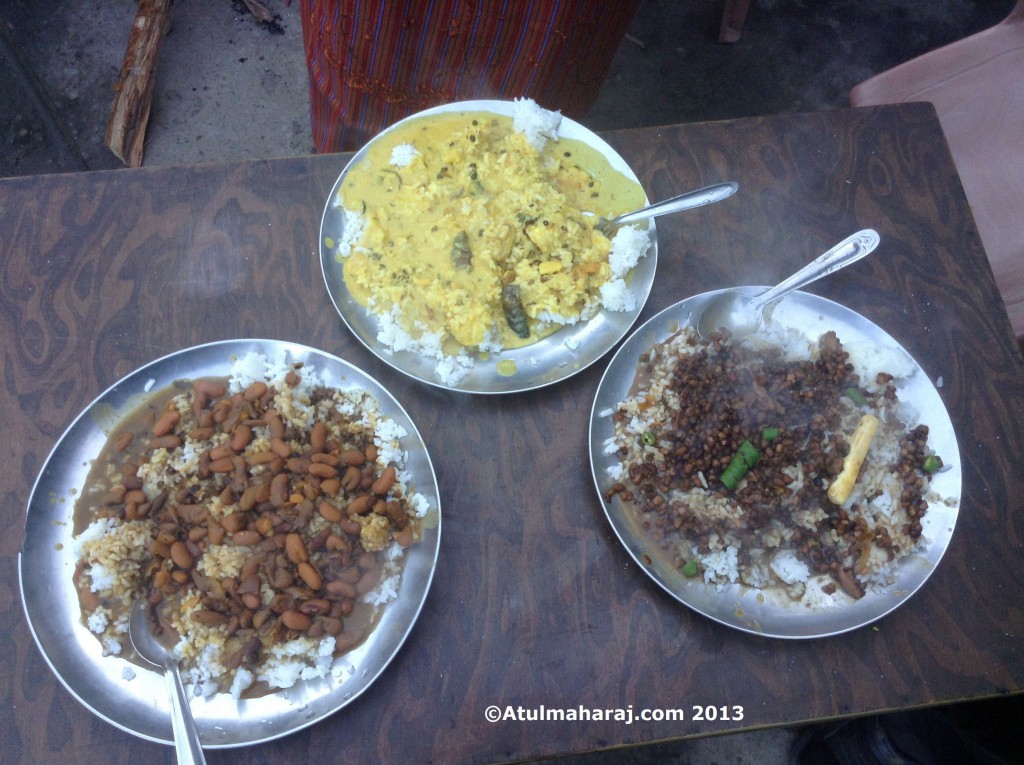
[[208, 523, 226, 545], [237, 484, 261, 511], [271, 567, 293, 589], [150, 539, 170, 560], [194, 379, 227, 399], [243, 381, 268, 401], [233, 530, 262, 546], [340, 466, 361, 492], [299, 598, 331, 615], [270, 473, 290, 506], [297, 561, 322, 590], [365, 444, 378, 462], [341, 449, 366, 466], [323, 534, 348, 552], [219, 513, 244, 532], [190, 426, 215, 441], [340, 566, 362, 584], [394, 525, 415, 548], [270, 437, 292, 458], [281, 610, 311, 631], [254, 515, 274, 537], [346, 495, 372, 516], [113, 432, 135, 452], [310, 421, 328, 452], [153, 570, 171, 589], [318, 501, 342, 524], [326, 579, 357, 599], [320, 477, 341, 496], [171, 570, 190, 584], [308, 462, 337, 479], [338, 516, 362, 536], [188, 527, 207, 543], [170, 541, 193, 569], [150, 435, 183, 449], [285, 533, 308, 564], [209, 442, 234, 462], [371, 466, 397, 495], [320, 617, 343, 636], [241, 592, 261, 610], [209, 457, 235, 473], [152, 409, 180, 437], [266, 411, 285, 439], [310, 452, 339, 466]]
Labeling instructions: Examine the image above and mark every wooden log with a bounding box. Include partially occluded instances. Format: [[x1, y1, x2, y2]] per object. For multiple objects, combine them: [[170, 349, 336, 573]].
[[241, 0, 274, 24], [105, 0, 174, 167]]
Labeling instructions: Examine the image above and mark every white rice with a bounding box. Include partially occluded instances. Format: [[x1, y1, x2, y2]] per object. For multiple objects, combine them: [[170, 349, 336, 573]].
[[512, 97, 562, 150], [390, 143, 418, 167]]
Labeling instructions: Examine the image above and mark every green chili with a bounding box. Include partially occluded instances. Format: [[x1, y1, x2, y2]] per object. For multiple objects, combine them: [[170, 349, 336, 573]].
[[922, 454, 943, 473], [681, 560, 699, 577], [721, 439, 760, 490], [844, 386, 869, 407], [641, 431, 657, 446], [762, 427, 780, 442]]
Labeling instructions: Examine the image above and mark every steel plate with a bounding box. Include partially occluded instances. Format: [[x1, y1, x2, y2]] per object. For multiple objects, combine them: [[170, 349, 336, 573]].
[[319, 99, 656, 394], [589, 289, 961, 638], [19, 339, 441, 747]]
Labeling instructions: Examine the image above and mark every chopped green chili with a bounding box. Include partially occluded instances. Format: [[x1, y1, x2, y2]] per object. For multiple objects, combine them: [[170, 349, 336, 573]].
[[922, 454, 943, 473], [721, 439, 760, 490], [681, 560, 699, 577], [844, 386, 869, 407], [641, 431, 657, 446], [762, 427, 780, 442]]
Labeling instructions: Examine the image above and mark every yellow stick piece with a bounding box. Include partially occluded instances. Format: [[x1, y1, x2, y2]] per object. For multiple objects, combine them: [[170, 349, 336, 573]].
[[827, 414, 880, 504]]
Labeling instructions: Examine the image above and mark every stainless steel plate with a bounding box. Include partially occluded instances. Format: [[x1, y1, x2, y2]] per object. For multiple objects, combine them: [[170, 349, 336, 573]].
[[19, 339, 441, 747], [319, 99, 656, 394], [589, 289, 961, 639]]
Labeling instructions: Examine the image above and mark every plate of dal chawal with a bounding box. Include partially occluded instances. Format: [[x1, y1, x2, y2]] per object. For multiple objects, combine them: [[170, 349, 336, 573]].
[[589, 288, 961, 638], [19, 339, 441, 747], [319, 98, 658, 393]]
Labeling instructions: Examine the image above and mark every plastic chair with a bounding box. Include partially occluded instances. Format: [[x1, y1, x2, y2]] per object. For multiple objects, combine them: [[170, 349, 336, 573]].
[[850, 2, 1024, 339]]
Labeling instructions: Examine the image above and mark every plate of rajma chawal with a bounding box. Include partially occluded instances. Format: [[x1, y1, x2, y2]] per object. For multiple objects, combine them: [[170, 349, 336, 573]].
[[20, 339, 440, 747], [589, 288, 961, 638], [319, 98, 660, 394]]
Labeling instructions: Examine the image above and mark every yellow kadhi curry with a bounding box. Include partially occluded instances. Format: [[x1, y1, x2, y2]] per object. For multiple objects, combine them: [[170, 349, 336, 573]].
[[333, 99, 650, 385]]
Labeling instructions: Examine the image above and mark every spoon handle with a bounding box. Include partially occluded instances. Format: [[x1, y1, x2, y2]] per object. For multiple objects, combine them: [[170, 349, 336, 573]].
[[751, 229, 881, 311], [164, 663, 207, 765], [608, 181, 738, 228]]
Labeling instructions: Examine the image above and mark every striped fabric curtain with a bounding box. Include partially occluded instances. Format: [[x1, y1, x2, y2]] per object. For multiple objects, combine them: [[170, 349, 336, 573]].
[[300, 0, 640, 152]]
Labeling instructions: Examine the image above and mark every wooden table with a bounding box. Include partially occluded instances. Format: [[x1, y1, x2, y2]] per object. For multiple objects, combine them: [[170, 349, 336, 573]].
[[2, 103, 1023, 764]]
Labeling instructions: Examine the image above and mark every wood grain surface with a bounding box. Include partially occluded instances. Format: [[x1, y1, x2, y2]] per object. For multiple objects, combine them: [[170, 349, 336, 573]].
[[2, 103, 1022, 764]]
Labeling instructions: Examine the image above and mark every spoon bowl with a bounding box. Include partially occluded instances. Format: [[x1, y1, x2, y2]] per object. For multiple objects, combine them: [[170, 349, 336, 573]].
[[696, 229, 881, 340], [128, 599, 207, 764]]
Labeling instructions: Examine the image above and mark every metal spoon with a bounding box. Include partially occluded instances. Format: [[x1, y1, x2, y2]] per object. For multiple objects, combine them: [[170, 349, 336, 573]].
[[696, 229, 881, 340], [591, 181, 738, 236], [128, 599, 207, 765]]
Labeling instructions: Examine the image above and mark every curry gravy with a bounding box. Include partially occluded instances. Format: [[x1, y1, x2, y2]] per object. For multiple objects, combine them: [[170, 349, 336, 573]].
[[338, 110, 647, 352]]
